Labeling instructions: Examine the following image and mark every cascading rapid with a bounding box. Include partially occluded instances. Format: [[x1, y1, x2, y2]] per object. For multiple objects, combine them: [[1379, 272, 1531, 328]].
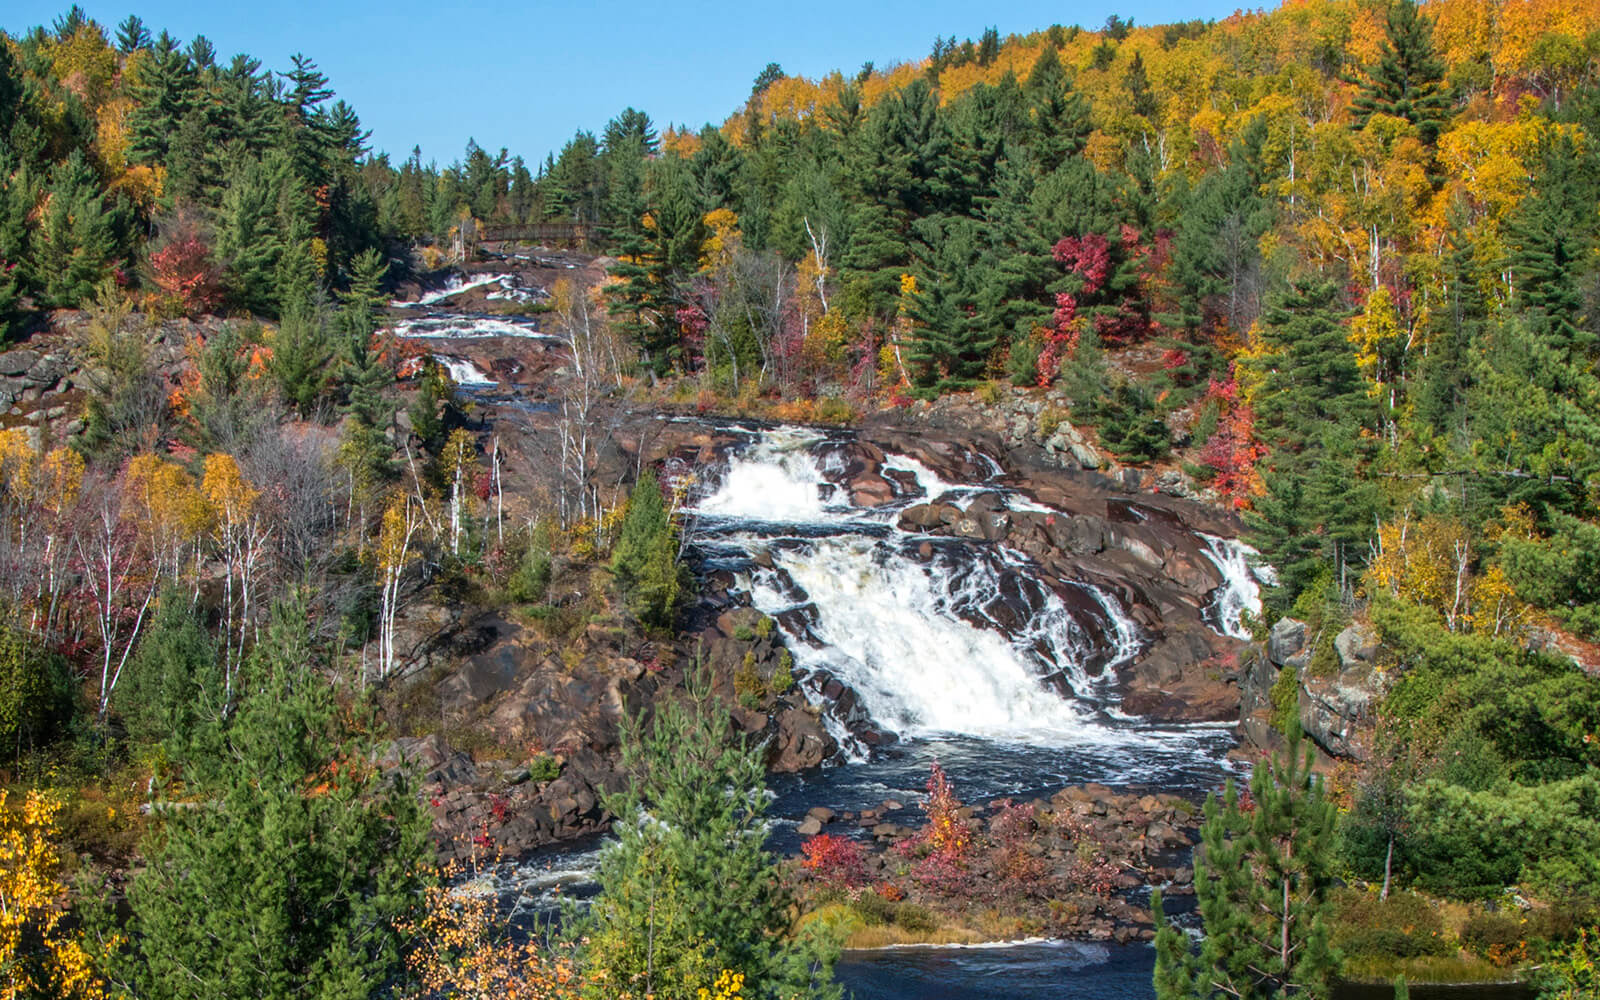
[[687, 427, 1259, 756]]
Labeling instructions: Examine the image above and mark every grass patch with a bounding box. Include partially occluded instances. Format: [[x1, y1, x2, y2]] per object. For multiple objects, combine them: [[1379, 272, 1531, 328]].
[[1340, 953, 1523, 985]]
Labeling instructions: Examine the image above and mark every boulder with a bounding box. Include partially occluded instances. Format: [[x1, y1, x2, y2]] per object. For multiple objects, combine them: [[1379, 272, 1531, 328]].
[[1267, 618, 1308, 667], [1334, 623, 1381, 669], [1299, 666, 1391, 761], [0, 349, 39, 377]]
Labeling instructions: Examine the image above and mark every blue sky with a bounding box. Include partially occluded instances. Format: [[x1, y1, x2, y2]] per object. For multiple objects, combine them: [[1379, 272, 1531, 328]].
[[5, 1, 1241, 168]]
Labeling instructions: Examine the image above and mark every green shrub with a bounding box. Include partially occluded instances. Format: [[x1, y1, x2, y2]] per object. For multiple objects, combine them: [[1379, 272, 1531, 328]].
[[1270, 664, 1300, 734], [1405, 773, 1600, 898], [754, 615, 776, 640], [1330, 889, 1454, 959], [734, 654, 765, 710], [1007, 332, 1041, 386], [507, 539, 552, 605], [894, 903, 939, 933], [733, 625, 757, 642], [610, 470, 684, 629], [975, 380, 1003, 405], [849, 891, 896, 926], [526, 754, 561, 784], [771, 652, 796, 695]]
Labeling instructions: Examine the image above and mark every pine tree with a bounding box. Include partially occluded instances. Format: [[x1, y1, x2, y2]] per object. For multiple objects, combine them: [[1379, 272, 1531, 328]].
[[125, 38, 197, 168], [906, 214, 998, 393], [30, 151, 127, 308], [1351, 0, 1452, 145], [610, 469, 683, 629], [840, 79, 958, 319], [123, 595, 428, 1000], [214, 154, 289, 313], [1251, 279, 1368, 452], [581, 664, 840, 999], [121, 590, 219, 752], [114, 15, 150, 54], [1153, 721, 1339, 1000]]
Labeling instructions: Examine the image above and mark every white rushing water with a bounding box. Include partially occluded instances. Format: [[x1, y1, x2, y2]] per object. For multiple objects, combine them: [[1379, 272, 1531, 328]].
[[748, 536, 1127, 747], [392, 272, 533, 308], [433, 355, 495, 388], [1199, 534, 1269, 639], [386, 315, 557, 341], [688, 427, 1202, 752], [696, 428, 838, 523]]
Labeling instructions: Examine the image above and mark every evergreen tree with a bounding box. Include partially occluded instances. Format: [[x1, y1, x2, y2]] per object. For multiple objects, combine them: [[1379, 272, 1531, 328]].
[[1153, 722, 1338, 1000], [580, 664, 840, 999], [610, 469, 683, 629], [125, 38, 197, 168], [0, 622, 73, 757], [840, 79, 959, 319], [114, 15, 150, 54], [1252, 279, 1368, 452], [121, 590, 219, 753], [337, 248, 393, 429], [214, 154, 289, 313], [1124, 51, 1158, 120], [30, 151, 127, 308], [1507, 134, 1599, 374], [906, 214, 998, 393], [1163, 150, 1272, 335], [1024, 46, 1091, 175], [123, 595, 428, 1000], [1351, 0, 1452, 145]]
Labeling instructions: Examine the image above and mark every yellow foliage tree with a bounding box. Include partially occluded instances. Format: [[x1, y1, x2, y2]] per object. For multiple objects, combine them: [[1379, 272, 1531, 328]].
[[0, 790, 115, 1000], [398, 870, 584, 1000], [1369, 511, 1527, 636]]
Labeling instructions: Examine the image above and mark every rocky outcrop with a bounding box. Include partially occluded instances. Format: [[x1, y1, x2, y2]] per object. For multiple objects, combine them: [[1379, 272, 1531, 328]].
[[1239, 615, 1392, 762]]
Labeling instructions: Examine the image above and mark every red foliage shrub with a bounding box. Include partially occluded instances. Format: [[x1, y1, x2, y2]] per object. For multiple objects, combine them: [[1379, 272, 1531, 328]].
[[150, 234, 222, 317], [800, 833, 868, 889]]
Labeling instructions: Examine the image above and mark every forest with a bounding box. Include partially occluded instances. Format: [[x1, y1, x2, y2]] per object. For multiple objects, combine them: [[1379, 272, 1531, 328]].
[[1, 0, 1599, 997]]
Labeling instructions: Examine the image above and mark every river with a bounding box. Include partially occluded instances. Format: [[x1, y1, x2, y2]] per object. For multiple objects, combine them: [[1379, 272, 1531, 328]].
[[391, 280, 1269, 999]]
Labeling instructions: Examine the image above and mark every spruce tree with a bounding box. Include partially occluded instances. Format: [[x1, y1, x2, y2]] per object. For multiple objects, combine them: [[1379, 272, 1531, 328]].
[[1351, 0, 1452, 145], [1153, 722, 1339, 1000], [581, 664, 840, 999], [1507, 134, 1598, 375], [337, 249, 393, 430], [123, 595, 428, 1000]]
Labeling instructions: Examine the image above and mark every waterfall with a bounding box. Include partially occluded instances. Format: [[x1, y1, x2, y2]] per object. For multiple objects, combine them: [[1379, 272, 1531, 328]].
[[690, 427, 1160, 750], [392, 272, 519, 308], [695, 428, 838, 523], [434, 355, 495, 387], [388, 315, 555, 340], [1199, 534, 1269, 639]]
